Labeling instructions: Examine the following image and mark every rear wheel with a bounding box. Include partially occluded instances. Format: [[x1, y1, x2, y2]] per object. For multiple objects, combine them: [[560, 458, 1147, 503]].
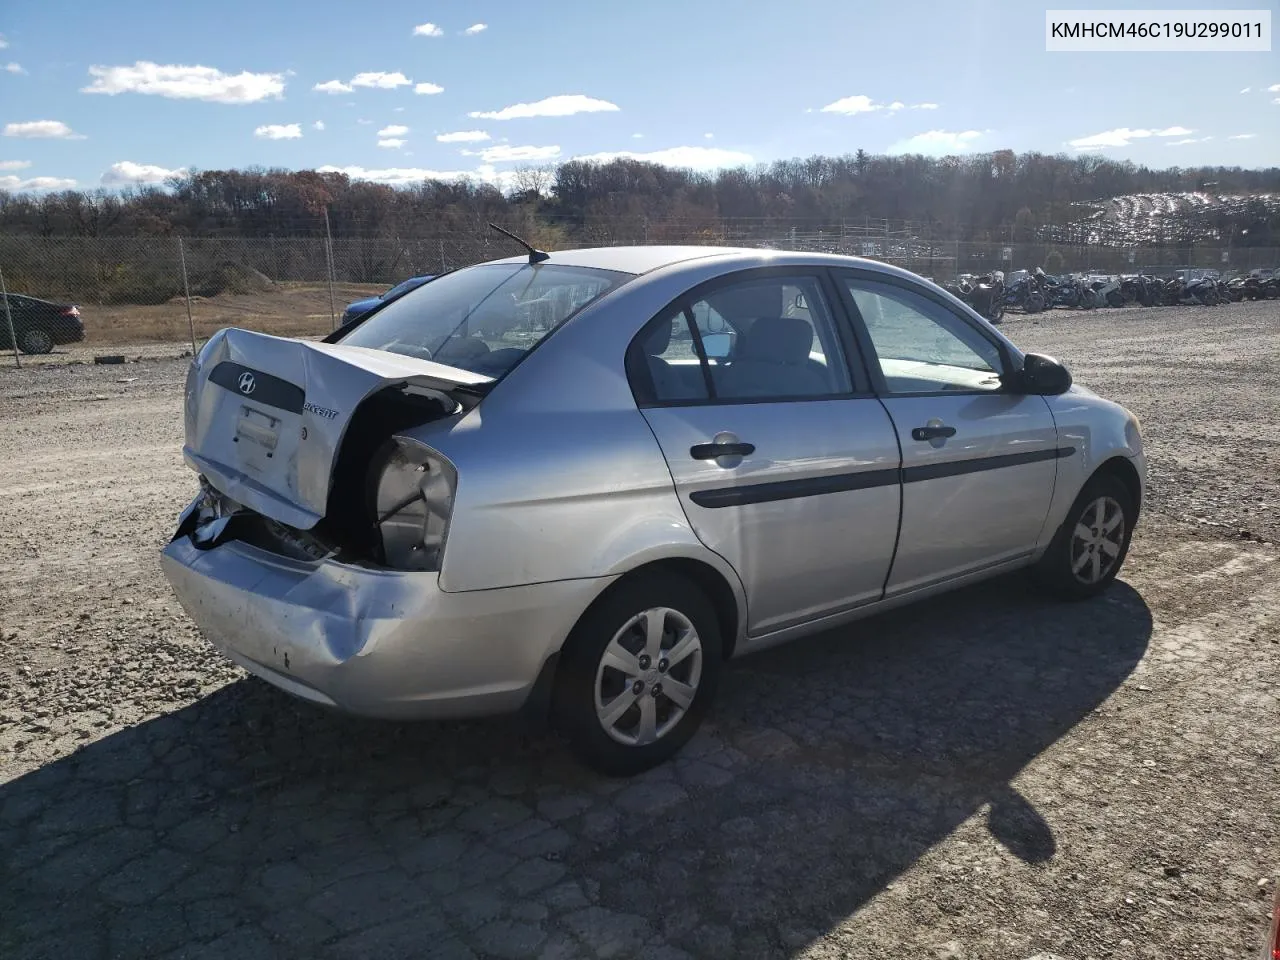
[[1033, 472, 1135, 601], [1026, 293, 1045, 314], [1106, 291, 1124, 308], [553, 572, 722, 776], [17, 328, 54, 355]]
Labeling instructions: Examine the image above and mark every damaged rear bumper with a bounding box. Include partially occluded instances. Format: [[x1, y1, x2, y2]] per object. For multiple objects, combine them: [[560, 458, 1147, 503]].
[[160, 531, 611, 720]]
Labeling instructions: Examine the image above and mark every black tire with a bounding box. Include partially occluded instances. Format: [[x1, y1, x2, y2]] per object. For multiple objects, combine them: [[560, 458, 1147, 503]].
[[1033, 472, 1136, 601], [1026, 293, 1045, 314], [1106, 291, 1124, 308], [553, 571, 722, 776], [17, 328, 54, 355], [1266, 286, 1279, 300]]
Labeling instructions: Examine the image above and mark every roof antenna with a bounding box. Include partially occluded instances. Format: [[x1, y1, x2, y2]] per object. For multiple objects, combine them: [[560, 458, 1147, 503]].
[[488, 222, 550, 264]]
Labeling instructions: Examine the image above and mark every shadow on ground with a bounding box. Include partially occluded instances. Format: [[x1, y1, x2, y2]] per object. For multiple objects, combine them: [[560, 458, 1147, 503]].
[[0, 577, 1151, 960]]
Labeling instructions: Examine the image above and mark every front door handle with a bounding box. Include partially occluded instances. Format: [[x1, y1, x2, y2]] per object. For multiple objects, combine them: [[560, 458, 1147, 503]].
[[691, 441, 755, 459], [911, 425, 957, 442]]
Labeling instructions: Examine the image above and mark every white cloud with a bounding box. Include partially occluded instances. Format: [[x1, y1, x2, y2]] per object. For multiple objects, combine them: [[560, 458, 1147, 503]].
[[3, 120, 85, 139], [377, 138, 407, 149], [437, 130, 490, 143], [465, 144, 560, 162], [1275, 97, 1280, 105], [631, 132, 644, 139], [313, 120, 325, 131], [255, 123, 302, 140], [101, 160, 184, 185], [0, 34, 7, 48], [314, 79, 353, 94], [572, 145, 753, 171], [413, 22, 444, 37], [83, 61, 285, 104], [820, 95, 880, 115], [4, 62, 25, 75], [318, 164, 481, 186], [1067, 126, 1195, 149], [414, 82, 444, 95], [377, 124, 409, 137], [704, 132, 714, 139], [1268, 83, 1280, 92], [1167, 136, 1213, 146], [820, 95, 939, 115], [887, 129, 983, 155], [351, 71, 411, 89], [464, 23, 488, 34], [0, 175, 77, 192], [469, 94, 620, 120], [1228, 133, 1257, 140], [1240, 87, 1252, 93], [357, 118, 372, 125], [0, 160, 31, 170]]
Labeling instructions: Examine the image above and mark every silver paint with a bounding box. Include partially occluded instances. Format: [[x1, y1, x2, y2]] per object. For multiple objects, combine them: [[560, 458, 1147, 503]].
[[162, 247, 1145, 722]]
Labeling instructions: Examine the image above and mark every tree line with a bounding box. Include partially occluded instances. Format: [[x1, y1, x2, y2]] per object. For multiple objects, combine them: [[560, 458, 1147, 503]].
[[1, 150, 1277, 246]]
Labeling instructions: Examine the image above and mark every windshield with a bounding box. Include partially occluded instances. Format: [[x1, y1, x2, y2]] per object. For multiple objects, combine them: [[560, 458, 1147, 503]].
[[339, 263, 629, 378]]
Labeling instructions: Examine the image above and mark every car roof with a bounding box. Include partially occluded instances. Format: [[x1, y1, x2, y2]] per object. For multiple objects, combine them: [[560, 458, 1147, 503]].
[[486, 244, 919, 281]]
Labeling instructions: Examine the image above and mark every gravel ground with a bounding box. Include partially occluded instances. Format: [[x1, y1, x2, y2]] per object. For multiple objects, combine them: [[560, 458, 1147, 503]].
[[0, 300, 1277, 960]]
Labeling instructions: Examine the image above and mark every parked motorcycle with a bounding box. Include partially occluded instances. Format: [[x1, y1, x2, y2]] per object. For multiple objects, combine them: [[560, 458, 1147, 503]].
[[1088, 275, 1123, 307], [999, 276, 1046, 313], [1118, 275, 1158, 306], [1043, 274, 1098, 310], [946, 272, 1006, 322]]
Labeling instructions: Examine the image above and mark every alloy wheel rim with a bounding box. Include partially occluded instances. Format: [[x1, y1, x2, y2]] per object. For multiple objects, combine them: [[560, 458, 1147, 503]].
[[594, 607, 703, 747], [22, 330, 53, 353], [1070, 496, 1125, 585]]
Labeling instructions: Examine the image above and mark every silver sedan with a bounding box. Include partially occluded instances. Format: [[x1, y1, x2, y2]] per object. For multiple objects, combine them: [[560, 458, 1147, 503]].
[[161, 245, 1145, 775]]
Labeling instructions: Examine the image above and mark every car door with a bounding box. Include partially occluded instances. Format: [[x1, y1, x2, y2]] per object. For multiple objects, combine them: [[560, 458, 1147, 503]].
[[630, 269, 902, 639], [834, 272, 1062, 597]]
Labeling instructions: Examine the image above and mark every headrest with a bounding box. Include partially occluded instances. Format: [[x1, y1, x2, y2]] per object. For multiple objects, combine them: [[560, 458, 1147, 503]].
[[707, 283, 783, 321], [645, 317, 673, 355], [741, 317, 813, 364]]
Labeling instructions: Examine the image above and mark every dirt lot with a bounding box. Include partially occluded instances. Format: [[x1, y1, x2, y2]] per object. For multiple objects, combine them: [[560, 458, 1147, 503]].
[[0, 300, 1277, 960], [2, 282, 384, 352]]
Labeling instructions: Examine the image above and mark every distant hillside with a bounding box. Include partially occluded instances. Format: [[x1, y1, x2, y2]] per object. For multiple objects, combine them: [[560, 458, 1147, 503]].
[[1, 150, 1278, 247]]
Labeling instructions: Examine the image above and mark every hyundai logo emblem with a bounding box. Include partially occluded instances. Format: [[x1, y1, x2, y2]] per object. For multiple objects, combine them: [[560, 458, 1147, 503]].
[[237, 372, 257, 395]]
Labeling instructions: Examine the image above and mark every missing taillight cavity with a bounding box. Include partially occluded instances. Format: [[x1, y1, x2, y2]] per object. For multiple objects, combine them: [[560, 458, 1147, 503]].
[[369, 438, 455, 571], [322, 385, 460, 562]]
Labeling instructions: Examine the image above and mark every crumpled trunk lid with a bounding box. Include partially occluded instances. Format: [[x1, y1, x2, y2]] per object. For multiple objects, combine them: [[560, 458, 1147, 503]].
[[183, 328, 487, 530]]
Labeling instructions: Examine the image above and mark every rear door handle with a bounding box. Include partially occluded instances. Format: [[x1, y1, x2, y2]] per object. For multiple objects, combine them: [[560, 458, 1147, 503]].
[[911, 425, 957, 442], [691, 441, 755, 459]]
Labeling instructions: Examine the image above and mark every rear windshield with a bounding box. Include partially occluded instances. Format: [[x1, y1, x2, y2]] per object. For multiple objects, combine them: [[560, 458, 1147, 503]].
[[339, 263, 629, 378]]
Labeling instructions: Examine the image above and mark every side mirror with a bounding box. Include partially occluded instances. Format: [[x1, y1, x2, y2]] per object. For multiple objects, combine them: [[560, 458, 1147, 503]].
[[1013, 352, 1072, 395]]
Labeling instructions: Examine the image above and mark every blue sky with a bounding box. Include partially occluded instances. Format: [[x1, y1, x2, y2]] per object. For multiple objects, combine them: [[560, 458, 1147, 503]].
[[1, 0, 1277, 193]]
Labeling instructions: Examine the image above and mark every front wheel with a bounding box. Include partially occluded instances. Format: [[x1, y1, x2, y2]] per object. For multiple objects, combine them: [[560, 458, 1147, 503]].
[[1033, 473, 1135, 600], [553, 572, 722, 776], [1026, 293, 1045, 314]]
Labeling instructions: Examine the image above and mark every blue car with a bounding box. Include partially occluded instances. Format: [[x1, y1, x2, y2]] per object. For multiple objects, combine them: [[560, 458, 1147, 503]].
[[341, 275, 434, 325]]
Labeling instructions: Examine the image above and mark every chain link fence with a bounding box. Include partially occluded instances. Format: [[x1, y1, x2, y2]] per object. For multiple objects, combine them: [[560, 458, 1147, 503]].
[[1, 229, 1277, 364]]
